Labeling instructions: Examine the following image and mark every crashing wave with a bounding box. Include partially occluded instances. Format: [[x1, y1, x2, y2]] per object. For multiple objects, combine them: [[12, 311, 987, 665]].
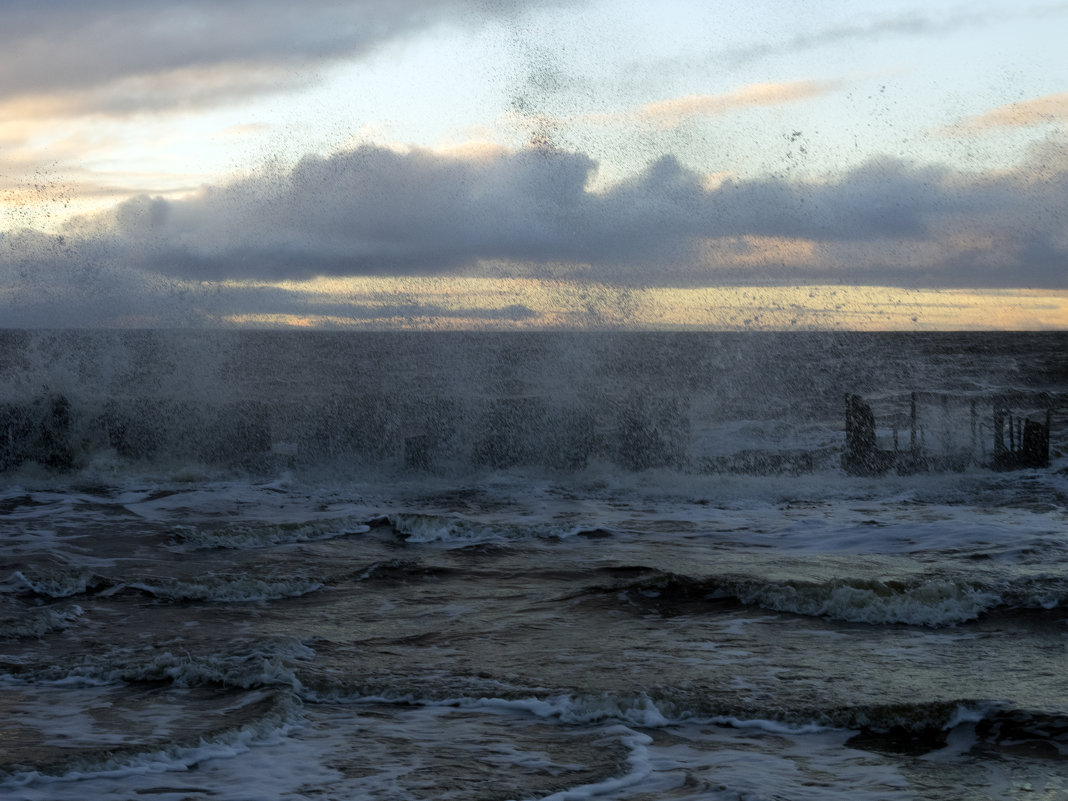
[[602, 571, 1068, 626]]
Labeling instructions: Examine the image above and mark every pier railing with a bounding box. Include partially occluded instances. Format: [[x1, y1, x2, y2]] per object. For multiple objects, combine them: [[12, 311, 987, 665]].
[[843, 391, 1053, 475]]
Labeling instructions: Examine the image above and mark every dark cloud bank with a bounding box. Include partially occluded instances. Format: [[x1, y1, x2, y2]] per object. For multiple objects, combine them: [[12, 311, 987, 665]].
[[21, 142, 1068, 276], [2, 139, 1066, 325], [0, 0, 570, 110]]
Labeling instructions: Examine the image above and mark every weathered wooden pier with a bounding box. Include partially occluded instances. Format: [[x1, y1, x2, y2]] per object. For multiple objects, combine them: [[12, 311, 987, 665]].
[[843, 391, 1052, 475]]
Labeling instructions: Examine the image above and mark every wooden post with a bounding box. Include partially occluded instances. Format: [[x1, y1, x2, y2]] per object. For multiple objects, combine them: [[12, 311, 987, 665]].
[[909, 392, 917, 453], [970, 399, 977, 454], [843, 394, 880, 475], [992, 408, 1005, 458]]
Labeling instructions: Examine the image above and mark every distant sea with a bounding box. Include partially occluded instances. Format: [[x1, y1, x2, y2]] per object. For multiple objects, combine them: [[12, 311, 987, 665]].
[[2, 330, 1066, 800]]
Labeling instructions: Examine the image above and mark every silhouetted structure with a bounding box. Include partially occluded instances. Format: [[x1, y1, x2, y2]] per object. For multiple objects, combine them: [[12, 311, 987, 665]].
[[992, 406, 1051, 470], [842, 394, 889, 475], [843, 392, 1052, 475]]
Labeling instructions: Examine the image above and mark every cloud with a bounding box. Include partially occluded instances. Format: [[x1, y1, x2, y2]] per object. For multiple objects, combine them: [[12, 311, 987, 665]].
[[83, 144, 621, 279], [725, 12, 945, 65], [577, 81, 840, 131], [632, 81, 839, 129], [945, 92, 1068, 135], [0, 64, 314, 120], [0, 1, 576, 114], [2, 137, 1066, 325], [723, 5, 1068, 66]]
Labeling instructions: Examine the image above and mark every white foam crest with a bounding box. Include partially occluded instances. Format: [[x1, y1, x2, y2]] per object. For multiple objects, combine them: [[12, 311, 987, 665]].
[[728, 577, 1003, 626], [295, 688, 678, 727], [298, 689, 830, 735], [1, 693, 303, 790], [536, 725, 653, 801], [135, 649, 309, 691], [494, 694, 841, 736], [13, 642, 314, 691], [0, 604, 84, 638], [943, 700, 1003, 730], [391, 512, 582, 545], [707, 715, 833, 735], [5, 569, 100, 598], [473, 693, 677, 728], [171, 517, 370, 550], [121, 575, 324, 603]]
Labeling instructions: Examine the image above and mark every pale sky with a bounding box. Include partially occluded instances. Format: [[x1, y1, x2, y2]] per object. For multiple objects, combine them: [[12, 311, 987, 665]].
[[2, 0, 1067, 329]]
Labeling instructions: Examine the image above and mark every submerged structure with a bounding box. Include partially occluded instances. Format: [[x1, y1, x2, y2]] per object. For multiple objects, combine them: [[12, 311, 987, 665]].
[[842, 392, 1053, 476], [0, 394, 73, 472]]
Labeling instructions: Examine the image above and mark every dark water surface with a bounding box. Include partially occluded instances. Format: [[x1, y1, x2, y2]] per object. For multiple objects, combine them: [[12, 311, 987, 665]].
[[1, 331, 1066, 800]]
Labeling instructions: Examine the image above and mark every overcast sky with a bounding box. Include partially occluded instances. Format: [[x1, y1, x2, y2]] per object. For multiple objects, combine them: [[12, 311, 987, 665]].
[[2, 0, 1067, 328]]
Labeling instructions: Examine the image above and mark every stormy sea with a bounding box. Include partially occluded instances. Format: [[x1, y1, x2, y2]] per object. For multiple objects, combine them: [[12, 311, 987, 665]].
[[1, 329, 1066, 801]]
